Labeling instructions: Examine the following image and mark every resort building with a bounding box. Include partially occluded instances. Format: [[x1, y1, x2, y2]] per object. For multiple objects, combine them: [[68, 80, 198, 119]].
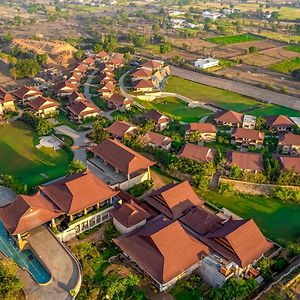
[[67, 98, 100, 122], [143, 109, 169, 131], [142, 131, 172, 150], [54, 80, 78, 97], [132, 79, 155, 92], [96, 50, 109, 60], [82, 56, 95, 68], [99, 73, 116, 85], [99, 63, 113, 74], [141, 59, 164, 70], [68, 72, 82, 84], [275, 155, 300, 174], [231, 128, 265, 149], [194, 58, 219, 69], [98, 82, 115, 99], [214, 111, 256, 129], [265, 115, 294, 132], [185, 123, 217, 142], [105, 120, 138, 140], [72, 63, 87, 75], [0, 87, 15, 112], [278, 133, 300, 155], [28, 96, 60, 118], [178, 144, 216, 164], [68, 91, 85, 103], [131, 68, 153, 81], [107, 94, 133, 111], [110, 56, 124, 69], [14, 86, 43, 104]]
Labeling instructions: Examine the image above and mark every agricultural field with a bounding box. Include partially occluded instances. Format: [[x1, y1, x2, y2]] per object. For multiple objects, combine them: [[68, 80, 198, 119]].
[[269, 57, 300, 74], [206, 34, 261, 46], [136, 97, 211, 123], [247, 104, 300, 118], [285, 45, 300, 54], [164, 76, 259, 112], [0, 121, 73, 187]]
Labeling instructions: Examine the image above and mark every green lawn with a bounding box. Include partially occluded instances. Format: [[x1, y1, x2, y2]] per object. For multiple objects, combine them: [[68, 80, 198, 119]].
[[285, 45, 300, 54], [248, 104, 300, 117], [269, 57, 300, 74], [0, 121, 73, 187], [206, 34, 261, 45], [136, 97, 212, 122], [164, 76, 258, 112], [202, 190, 300, 245]]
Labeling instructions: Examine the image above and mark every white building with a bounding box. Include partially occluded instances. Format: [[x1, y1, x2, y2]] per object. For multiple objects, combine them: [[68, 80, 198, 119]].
[[202, 11, 222, 20], [194, 58, 219, 69]]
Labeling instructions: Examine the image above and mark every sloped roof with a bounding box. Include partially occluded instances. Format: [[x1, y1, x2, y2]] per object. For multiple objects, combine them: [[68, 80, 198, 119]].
[[54, 80, 78, 93], [14, 86, 42, 99], [68, 91, 85, 103], [83, 56, 94, 65], [132, 79, 155, 89], [88, 139, 154, 175], [0, 192, 62, 235], [141, 60, 163, 69], [105, 120, 137, 138], [131, 68, 152, 78], [178, 144, 216, 163], [186, 123, 217, 133], [67, 99, 100, 117], [107, 94, 132, 106], [97, 50, 108, 58], [265, 115, 294, 128], [142, 132, 172, 147], [277, 155, 300, 174], [232, 128, 265, 140], [98, 82, 115, 93], [0, 87, 14, 103], [99, 63, 113, 73], [73, 63, 87, 73], [279, 133, 300, 146], [28, 96, 60, 111], [144, 110, 169, 124], [227, 150, 264, 171], [40, 171, 117, 215], [110, 57, 124, 66], [111, 200, 150, 228], [114, 216, 210, 284], [214, 110, 244, 124], [145, 181, 204, 219]]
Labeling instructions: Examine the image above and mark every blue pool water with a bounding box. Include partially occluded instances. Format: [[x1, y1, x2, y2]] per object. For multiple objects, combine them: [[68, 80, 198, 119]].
[[0, 222, 51, 284]]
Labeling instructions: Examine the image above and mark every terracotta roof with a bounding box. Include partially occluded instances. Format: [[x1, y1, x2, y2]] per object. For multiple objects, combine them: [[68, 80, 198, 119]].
[[132, 79, 155, 89], [0, 87, 14, 103], [265, 115, 294, 128], [186, 123, 216, 133], [204, 218, 273, 268], [142, 132, 172, 147], [141, 60, 163, 69], [227, 151, 264, 171], [68, 91, 85, 103], [67, 98, 100, 117], [28, 96, 60, 111], [232, 128, 265, 141], [277, 155, 300, 173], [14, 86, 42, 100], [40, 171, 117, 215], [105, 120, 137, 138], [0, 192, 62, 235], [279, 133, 300, 146], [144, 181, 204, 219], [99, 73, 116, 84], [110, 57, 124, 66], [69, 72, 82, 82], [83, 57, 95, 65], [88, 139, 154, 175], [131, 68, 152, 78], [114, 216, 210, 284], [178, 144, 216, 163], [214, 110, 244, 124], [99, 63, 113, 73], [73, 63, 87, 73], [107, 93, 133, 106], [98, 82, 115, 93], [97, 50, 108, 58], [54, 80, 78, 93], [144, 110, 169, 124], [111, 199, 150, 228]]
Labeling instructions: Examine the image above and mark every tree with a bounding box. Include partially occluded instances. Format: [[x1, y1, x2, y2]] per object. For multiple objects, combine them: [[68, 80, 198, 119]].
[[160, 43, 172, 54], [255, 116, 266, 130], [69, 160, 86, 175], [291, 69, 300, 80], [35, 53, 48, 65], [36, 119, 53, 136], [89, 120, 110, 143], [0, 258, 23, 300], [248, 46, 258, 53], [10, 59, 41, 79], [188, 131, 201, 143], [229, 165, 242, 179], [74, 50, 85, 61]]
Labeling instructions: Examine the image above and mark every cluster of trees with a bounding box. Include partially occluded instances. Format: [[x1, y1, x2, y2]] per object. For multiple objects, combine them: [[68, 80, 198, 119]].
[[21, 112, 53, 136], [89, 118, 111, 144], [69, 160, 86, 175], [272, 187, 300, 202], [93, 34, 118, 53], [0, 174, 28, 195], [256, 257, 289, 282]]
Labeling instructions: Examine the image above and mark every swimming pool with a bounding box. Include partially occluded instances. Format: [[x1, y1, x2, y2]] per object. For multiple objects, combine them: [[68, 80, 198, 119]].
[[0, 222, 52, 285]]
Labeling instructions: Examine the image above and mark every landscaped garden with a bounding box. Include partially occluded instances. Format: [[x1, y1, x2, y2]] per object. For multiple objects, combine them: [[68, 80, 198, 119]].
[[136, 97, 212, 122], [0, 121, 73, 187], [247, 104, 300, 117], [164, 76, 259, 112], [206, 33, 261, 45]]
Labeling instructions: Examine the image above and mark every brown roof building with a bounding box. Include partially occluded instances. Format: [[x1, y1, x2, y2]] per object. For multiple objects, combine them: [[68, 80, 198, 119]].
[[231, 128, 265, 148], [105, 120, 138, 139], [214, 110, 244, 127], [68, 91, 85, 103], [14, 86, 42, 103], [28, 96, 60, 118], [142, 132, 172, 150], [226, 151, 264, 172], [67, 98, 100, 122], [265, 115, 294, 132], [98, 82, 115, 99], [99, 73, 116, 84], [107, 94, 133, 111], [68, 72, 82, 84], [278, 133, 300, 155], [276, 155, 300, 174], [54, 80, 78, 96], [178, 144, 216, 164], [185, 123, 217, 142], [144, 110, 169, 131], [141, 60, 164, 70], [97, 50, 109, 59], [0, 86, 15, 112], [132, 79, 155, 91], [131, 68, 152, 80]]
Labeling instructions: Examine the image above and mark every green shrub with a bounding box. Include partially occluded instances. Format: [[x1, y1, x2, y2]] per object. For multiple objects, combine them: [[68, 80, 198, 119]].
[[127, 180, 153, 197]]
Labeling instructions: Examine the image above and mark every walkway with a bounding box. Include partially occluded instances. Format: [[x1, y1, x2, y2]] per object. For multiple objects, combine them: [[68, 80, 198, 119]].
[[20, 226, 81, 300], [170, 65, 300, 111], [54, 125, 91, 163]]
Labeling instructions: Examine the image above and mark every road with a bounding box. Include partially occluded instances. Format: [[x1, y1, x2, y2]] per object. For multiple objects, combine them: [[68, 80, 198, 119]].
[[170, 65, 300, 111]]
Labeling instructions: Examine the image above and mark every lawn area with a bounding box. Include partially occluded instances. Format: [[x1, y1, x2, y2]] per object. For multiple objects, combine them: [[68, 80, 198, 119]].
[[285, 45, 300, 54], [202, 190, 300, 245], [248, 104, 300, 117], [268, 57, 300, 74], [164, 76, 258, 111], [206, 34, 261, 45], [0, 121, 73, 187], [136, 97, 212, 122]]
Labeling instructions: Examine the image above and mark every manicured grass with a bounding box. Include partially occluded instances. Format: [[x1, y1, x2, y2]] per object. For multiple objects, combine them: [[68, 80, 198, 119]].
[[285, 45, 300, 54], [0, 121, 73, 187], [248, 104, 300, 117], [269, 57, 300, 74], [202, 190, 300, 245], [164, 76, 258, 111], [136, 97, 212, 122], [206, 34, 261, 45]]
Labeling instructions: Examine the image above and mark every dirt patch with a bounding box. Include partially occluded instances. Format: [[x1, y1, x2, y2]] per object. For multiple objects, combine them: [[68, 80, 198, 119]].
[[260, 46, 300, 60], [233, 53, 282, 67], [228, 39, 283, 51], [212, 47, 245, 58], [168, 37, 217, 52], [161, 49, 200, 62]]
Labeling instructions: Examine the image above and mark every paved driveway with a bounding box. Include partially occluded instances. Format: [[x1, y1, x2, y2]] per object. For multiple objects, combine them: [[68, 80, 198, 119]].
[[20, 226, 81, 300]]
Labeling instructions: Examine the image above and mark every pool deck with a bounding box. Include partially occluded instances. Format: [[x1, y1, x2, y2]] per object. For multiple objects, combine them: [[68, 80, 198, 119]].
[[19, 226, 81, 300]]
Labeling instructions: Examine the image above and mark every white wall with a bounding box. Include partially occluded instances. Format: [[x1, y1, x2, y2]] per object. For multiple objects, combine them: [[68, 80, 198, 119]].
[[113, 218, 146, 234]]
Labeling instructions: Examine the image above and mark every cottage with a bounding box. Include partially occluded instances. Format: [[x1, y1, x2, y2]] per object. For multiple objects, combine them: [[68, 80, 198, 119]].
[[0, 87, 15, 112], [185, 123, 217, 142], [110, 57, 124, 69], [68, 72, 82, 84], [82, 56, 95, 67], [142, 131, 172, 150], [131, 68, 152, 81], [14, 86, 43, 104], [215, 111, 256, 129], [68, 91, 85, 103], [143, 110, 169, 131], [278, 133, 300, 155], [98, 82, 115, 99], [54, 80, 78, 97], [28, 96, 60, 118], [107, 94, 133, 111], [231, 128, 265, 148], [265, 115, 294, 132], [99, 63, 113, 74], [99, 73, 116, 85], [141, 59, 164, 70], [132, 79, 155, 92], [72, 63, 87, 75], [67, 98, 100, 122], [97, 50, 109, 60], [105, 120, 138, 140], [178, 144, 216, 163]]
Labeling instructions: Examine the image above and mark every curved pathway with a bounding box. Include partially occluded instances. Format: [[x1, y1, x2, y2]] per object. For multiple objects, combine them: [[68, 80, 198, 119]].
[[170, 65, 300, 111]]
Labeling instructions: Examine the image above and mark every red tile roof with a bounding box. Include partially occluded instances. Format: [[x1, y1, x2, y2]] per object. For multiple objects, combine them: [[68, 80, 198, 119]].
[[88, 139, 154, 175], [131, 68, 152, 78], [214, 110, 244, 125], [107, 93, 133, 106], [68, 91, 85, 103], [97, 50, 108, 58], [54, 80, 78, 93], [114, 216, 210, 284], [144, 110, 169, 124], [82, 56, 95, 65], [0, 87, 14, 103], [265, 115, 294, 128], [178, 144, 216, 163], [277, 155, 300, 174], [132, 79, 155, 89], [105, 120, 137, 138], [186, 123, 217, 133], [14, 86, 42, 100], [141, 60, 164, 69], [98, 82, 115, 93], [28, 96, 60, 111], [232, 128, 265, 141], [227, 151, 264, 171], [67, 99, 100, 117], [110, 57, 124, 66], [142, 132, 172, 147], [279, 133, 300, 146]]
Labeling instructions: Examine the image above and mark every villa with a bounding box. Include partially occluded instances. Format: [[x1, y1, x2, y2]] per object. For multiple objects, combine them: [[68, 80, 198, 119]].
[[265, 115, 294, 132], [97, 50, 109, 60], [82, 56, 95, 67], [132, 79, 155, 92], [67, 97, 100, 122], [107, 94, 133, 111], [28, 96, 60, 118], [14, 86, 43, 104], [0, 87, 15, 112], [99, 73, 116, 84], [98, 82, 115, 99], [141, 59, 164, 70], [214, 111, 256, 129], [185, 123, 217, 142], [231, 128, 265, 149], [68, 72, 82, 84], [178, 144, 216, 163], [143, 109, 169, 131], [131, 68, 153, 81], [72, 63, 87, 75], [142, 131, 172, 150], [105, 120, 138, 140], [110, 56, 124, 69], [275, 155, 300, 174], [54, 80, 78, 97], [99, 63, 113, 74], [278, 133, 300, 155]]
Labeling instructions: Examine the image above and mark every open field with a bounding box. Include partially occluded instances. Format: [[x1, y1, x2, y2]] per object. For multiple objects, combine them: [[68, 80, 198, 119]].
[[0, 121, 73, 187], [248, 104, 300, 117], [285, 45, 300, 54], [268, 57, 300, 74], [234, 53, 281, 67], [164, 76, 259, 112], [228, 39, 283, 52], [258, 31, 300, 44], [202, 190, 300, 245], [168, 37, 217, 52], [136, 97, 211, 123], [260, 47, 300, 61], [206, 34, 261, 46]]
